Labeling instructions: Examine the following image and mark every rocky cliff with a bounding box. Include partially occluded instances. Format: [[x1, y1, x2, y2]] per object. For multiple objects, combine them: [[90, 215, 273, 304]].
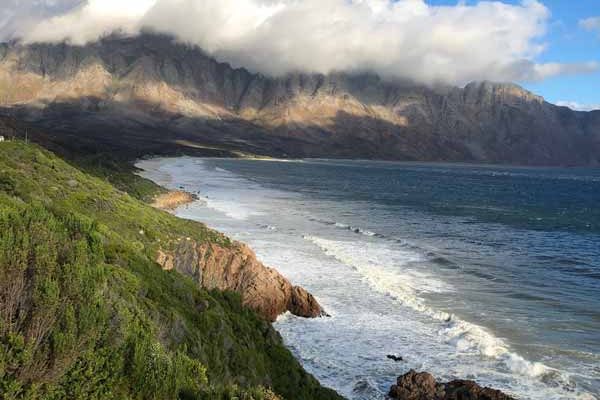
[[156, 239, 324, 322], [149, 191, 324, 322], [0, 33, 599, 165]]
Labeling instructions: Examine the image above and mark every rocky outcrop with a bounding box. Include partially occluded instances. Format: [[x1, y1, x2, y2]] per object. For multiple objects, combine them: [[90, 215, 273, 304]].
[[1, 33, 599, 166], [156, 239, 325, 322], [388, 370, 515, 400], [151, 190, 195, 210]]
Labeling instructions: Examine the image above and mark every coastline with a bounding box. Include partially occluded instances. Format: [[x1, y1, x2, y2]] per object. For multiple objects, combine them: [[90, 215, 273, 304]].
[[0, 141, 345, 400], [148, 186, 327, 322], [137, 157, 523, 400]]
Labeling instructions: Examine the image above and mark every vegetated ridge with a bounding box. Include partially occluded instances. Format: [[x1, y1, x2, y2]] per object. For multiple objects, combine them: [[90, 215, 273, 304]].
[[0, 133, 342, 400]]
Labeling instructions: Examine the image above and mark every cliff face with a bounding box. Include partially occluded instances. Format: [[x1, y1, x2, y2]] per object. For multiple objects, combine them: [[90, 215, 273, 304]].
[[149, 190, 324, 322], [156, 239, 324, 322], [0, 34, 598, 165]]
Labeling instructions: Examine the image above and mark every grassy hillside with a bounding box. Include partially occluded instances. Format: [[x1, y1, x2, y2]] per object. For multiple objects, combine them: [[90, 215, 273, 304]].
[[0, 140, 342, 400]]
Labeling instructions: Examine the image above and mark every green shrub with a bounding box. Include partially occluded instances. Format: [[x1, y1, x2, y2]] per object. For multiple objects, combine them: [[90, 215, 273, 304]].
[[0, 141, 343, 400], [0, 173, 15, 194]]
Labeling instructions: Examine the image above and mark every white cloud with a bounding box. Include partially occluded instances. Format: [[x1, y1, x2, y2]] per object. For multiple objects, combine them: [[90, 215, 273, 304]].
[[22, 0, 156, 44], [555, 101, 600, 112], [0, 0, 83, 39], [0, 0, 598, 86], [580, 16, 600, 34], [530, 61, 600, 80]]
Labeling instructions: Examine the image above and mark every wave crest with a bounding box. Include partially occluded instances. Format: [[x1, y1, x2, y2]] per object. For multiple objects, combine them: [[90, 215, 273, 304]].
[[304, 235, 572, 387]]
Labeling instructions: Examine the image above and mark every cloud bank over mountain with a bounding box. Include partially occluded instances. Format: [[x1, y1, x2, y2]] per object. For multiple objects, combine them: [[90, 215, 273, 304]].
[[0, 0, 598, 85], [556, 101, 600, 112]]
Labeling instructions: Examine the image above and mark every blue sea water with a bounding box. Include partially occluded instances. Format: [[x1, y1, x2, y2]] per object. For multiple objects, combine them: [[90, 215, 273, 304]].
[[137, 158, 600, 400]]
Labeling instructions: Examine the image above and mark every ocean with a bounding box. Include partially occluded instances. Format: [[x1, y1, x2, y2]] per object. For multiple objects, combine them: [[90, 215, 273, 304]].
[[137, 157, 600, 400]]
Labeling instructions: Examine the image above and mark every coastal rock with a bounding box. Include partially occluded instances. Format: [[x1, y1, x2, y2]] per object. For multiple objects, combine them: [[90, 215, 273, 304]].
[[157, 240, 325, 321], [151, 190, 195, 210], [388, 370, 515, 400], [288, 285, 325, 318], [387, 354, 404, 362], [389, 370, 439, 400], [156, 249, 174, 271]]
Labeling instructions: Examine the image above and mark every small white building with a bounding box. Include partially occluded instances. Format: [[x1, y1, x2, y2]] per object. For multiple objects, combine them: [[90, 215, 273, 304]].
[[0, 136, 5, 142]]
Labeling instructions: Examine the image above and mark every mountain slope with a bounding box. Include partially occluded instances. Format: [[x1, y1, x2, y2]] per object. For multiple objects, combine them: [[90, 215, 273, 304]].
[[0, 34, 599, 165], [0, 139, 342, 400]]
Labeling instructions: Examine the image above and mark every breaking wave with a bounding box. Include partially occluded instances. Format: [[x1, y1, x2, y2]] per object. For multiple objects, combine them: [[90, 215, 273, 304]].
[[304, 235, 578, 390], [307, 217, 385, 238]]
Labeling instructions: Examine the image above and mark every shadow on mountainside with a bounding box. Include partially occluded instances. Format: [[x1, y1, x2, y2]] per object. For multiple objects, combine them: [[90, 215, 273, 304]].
[[2, 93, 600, 166], [1, 99, 478, 162], [1, 33, 600, 166]]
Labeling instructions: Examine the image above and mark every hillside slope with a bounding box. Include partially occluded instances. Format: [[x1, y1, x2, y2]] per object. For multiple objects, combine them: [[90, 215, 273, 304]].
[[0, 140, 342, 400], [1, 34, 599, 165]]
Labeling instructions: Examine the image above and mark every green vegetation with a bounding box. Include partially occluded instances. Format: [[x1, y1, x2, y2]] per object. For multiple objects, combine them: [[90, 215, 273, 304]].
[[0, 141, 342, 400], [68, 152, 167, 203]]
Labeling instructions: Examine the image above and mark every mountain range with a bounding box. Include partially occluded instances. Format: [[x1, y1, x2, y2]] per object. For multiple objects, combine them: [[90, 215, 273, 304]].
[[0, 33, 598, 165]]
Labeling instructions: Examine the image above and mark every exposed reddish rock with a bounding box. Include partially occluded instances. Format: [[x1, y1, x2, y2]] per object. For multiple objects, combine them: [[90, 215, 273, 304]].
[[289, 285, 326, 318], [389, 370, 440, 400], [152, 190, 195, 210], [388, 370, 515, 400], [156, 240, 325, 322], [156, 249, 174, 271]]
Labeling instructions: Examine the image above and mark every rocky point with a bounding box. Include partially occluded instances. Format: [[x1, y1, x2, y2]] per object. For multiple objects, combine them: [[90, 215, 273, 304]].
[[388, 370, 515, 400]]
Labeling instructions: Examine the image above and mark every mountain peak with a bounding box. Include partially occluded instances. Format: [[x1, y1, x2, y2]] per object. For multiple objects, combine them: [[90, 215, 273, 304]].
[[464, 81, 544, 104], [0, 35, 598, 166]]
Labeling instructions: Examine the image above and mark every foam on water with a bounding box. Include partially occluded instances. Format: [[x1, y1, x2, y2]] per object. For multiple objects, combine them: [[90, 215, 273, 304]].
[[137, 157, 264, 220], [303, 235, 577, 387], [197, 194, 263, 220], [333, 222, 381, 237]]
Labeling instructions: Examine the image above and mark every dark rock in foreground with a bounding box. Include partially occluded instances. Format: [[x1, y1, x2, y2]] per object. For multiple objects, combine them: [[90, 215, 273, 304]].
[[388, 370, 515, 400]]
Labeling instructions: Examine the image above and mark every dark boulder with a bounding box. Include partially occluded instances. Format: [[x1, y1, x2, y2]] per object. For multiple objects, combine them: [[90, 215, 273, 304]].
[[388, 370, 515, 400], [387, 354, 404, 362]]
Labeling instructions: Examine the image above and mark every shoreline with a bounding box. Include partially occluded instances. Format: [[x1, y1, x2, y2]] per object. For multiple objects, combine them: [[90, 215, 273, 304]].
[[137, 157, 522, 400], [146, 184, 327, 322]]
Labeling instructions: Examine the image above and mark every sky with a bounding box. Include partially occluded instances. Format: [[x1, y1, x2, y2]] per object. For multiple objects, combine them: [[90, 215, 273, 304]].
[[0, 0, 599, 110]]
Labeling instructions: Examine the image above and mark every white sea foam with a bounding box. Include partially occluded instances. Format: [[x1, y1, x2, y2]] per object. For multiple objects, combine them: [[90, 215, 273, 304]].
[[136, 158, 264, 220], [304, 235, 568, 383], [333, 222, 382, 237], [258, 224, 278, 231], [197, 195, 262, 220], [305, 235, 450, 310]]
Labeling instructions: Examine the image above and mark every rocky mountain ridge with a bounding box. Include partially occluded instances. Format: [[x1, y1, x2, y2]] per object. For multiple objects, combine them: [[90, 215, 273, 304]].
[[0, 33, 599, 165]]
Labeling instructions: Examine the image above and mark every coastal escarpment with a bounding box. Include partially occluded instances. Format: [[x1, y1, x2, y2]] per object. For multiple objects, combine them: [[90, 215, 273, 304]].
[[156, 239, 325, 322], [0, 140, 344, 399], [388, 370, 515, 400]]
